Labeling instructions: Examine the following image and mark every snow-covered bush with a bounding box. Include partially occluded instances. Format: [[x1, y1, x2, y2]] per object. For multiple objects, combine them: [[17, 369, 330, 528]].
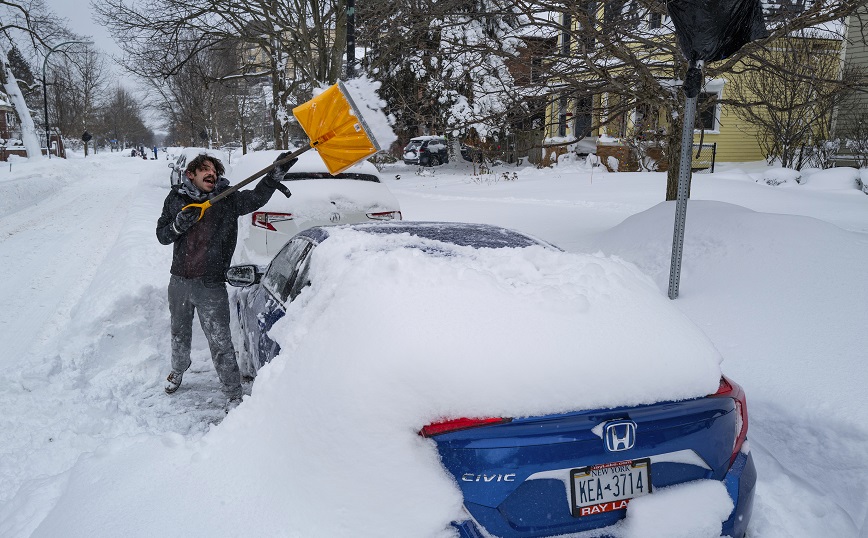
[[755, 167, 801, 186]]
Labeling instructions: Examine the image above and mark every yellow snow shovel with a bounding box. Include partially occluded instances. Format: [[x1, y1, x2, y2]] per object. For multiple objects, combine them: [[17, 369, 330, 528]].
[[182, 80, 381, 220]]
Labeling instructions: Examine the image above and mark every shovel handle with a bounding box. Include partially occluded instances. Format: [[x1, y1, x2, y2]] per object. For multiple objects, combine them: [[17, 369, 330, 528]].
[[181, 199, 212, 221], [186, 145, 313, 220]]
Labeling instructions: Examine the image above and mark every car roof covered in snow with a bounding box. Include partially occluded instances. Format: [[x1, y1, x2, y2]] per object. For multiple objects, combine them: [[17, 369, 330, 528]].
[[408, 135, 446, 142], [297, 221, 557, 250]]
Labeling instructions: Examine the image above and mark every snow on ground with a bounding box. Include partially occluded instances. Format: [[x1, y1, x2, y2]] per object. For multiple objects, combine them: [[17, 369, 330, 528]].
[[0, 151, 866, 537]]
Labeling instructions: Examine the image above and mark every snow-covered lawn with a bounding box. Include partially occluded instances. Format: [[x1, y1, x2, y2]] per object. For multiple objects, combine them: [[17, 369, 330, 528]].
[[0, 152, 865, 537]]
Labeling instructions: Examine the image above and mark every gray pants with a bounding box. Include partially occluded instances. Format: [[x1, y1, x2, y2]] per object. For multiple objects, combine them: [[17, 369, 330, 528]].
[[168, 275, 242, 398]]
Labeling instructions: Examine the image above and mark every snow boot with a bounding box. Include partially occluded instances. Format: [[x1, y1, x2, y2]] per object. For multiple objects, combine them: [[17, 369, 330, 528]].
[[164, 370, 184, 394], [225, 395, 242, 413]]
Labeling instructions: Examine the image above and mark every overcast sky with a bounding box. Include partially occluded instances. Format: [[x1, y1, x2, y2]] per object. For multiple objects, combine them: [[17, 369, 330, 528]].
[[43, 0, 122, 59], [42, 0, 165, 132]]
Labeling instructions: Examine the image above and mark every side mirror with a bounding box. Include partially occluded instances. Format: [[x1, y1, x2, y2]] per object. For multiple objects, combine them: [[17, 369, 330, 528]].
[[226, 265, 261, 287]]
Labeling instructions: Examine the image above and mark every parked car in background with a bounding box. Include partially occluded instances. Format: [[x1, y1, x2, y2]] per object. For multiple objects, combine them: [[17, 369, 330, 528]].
[[228, 150, 401, 264], [225, 221, 756, 538], [403, 135, 449, 166], [167, 147, 229, 187]]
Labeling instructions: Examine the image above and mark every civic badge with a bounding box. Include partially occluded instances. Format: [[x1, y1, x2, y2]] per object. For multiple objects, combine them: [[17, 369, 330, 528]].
[[603, 420, 637, 452]]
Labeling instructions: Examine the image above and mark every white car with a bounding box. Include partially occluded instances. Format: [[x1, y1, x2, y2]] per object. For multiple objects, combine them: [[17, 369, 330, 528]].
[[167, 147, 230, 187], [229, 150, 402, 264]]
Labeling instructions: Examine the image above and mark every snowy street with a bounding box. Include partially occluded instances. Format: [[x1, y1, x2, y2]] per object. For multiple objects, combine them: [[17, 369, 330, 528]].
[[1, 152, 867, 537]]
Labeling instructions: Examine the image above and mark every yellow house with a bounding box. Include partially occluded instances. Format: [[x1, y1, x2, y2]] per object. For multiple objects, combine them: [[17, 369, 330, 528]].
[[542, 8, 844, 169]]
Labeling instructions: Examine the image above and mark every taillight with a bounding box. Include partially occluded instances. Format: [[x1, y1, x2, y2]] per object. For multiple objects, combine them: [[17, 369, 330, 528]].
[[252, 212, 294, 231], [710, 376, 748, 466], [420, 417, 510, 437], [366, 211, 402, 221]]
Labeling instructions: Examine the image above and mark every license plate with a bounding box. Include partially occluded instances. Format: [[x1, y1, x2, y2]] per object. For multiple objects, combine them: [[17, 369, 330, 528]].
[[570, 458, 652, 517]]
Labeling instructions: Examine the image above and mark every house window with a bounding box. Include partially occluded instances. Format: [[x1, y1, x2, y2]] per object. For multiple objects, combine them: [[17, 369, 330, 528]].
[[574, 96, 593, 138], [530, 55, 543, 83], [582, 1, 598, 51], [604, 0, 624, 27], [649, 12, 663, 29], [561, 13, 572, 54], [696, 92, 719, 131], [635, 103, 660, 134], [558, 95, 569, 137]]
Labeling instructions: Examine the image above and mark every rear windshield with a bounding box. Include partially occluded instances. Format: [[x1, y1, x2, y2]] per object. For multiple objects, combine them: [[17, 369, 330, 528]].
[[280, 172, 381, 183], [404, 141, 422, 150], [357, 223, 546, 249]]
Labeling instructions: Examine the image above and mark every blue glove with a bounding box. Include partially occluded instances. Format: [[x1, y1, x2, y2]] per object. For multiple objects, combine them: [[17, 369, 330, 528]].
[[173, 207, 200, 234], [269, 151, 298, 183]]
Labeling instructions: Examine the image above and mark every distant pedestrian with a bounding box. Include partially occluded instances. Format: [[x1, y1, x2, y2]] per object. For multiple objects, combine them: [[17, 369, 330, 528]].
[[156, 152, 297, 406], [153, 146, 158, 159]]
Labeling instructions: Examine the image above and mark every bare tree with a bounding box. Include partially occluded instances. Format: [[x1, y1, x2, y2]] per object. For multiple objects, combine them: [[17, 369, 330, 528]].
[[726, 31, 861, 169], [98, 84, 154, 149], [93, 0, 349, 148], [48, 46, 107, 154], [0, 0, 74, 156]]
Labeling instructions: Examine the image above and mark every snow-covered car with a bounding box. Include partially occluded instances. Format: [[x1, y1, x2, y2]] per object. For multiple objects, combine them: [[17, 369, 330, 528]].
[[225, 221, 756, 538], [403, 135, 449, 166], [229, 150, 401, 264], [167, 147, 229, 187]]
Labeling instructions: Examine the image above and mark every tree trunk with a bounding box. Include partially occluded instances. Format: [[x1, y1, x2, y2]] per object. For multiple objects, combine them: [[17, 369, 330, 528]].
[[665, 110, 693, 201], [0, 53, 43, 159]]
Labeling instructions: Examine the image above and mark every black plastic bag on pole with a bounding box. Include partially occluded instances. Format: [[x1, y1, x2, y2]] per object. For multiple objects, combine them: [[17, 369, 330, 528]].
[[665, 0, 766, 299], [667, 0, 768, 62]]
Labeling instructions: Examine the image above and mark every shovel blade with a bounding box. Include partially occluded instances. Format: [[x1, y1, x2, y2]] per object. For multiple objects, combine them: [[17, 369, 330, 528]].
[[293, 81, 381, 175]]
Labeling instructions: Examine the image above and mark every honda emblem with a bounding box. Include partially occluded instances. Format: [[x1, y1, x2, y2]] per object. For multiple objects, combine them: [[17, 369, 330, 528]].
[[604, 420, 637, 452]]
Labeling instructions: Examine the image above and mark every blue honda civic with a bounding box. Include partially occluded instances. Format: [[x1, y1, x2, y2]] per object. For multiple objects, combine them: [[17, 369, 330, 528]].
[[227, 221, 756, 538]]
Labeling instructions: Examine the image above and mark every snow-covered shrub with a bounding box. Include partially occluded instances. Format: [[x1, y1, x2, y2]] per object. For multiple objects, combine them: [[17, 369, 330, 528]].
[[839, 112, 868, 169], [368, 152, 397, 172], [756, 167, 801, 186]]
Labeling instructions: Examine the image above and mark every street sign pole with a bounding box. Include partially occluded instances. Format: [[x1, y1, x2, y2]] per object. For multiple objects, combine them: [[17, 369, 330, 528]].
[[668, 61, 703, 300]]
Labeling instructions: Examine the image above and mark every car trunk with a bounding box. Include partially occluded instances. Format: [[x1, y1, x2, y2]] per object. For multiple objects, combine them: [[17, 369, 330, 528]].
[[430, 395, 738, 538]]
